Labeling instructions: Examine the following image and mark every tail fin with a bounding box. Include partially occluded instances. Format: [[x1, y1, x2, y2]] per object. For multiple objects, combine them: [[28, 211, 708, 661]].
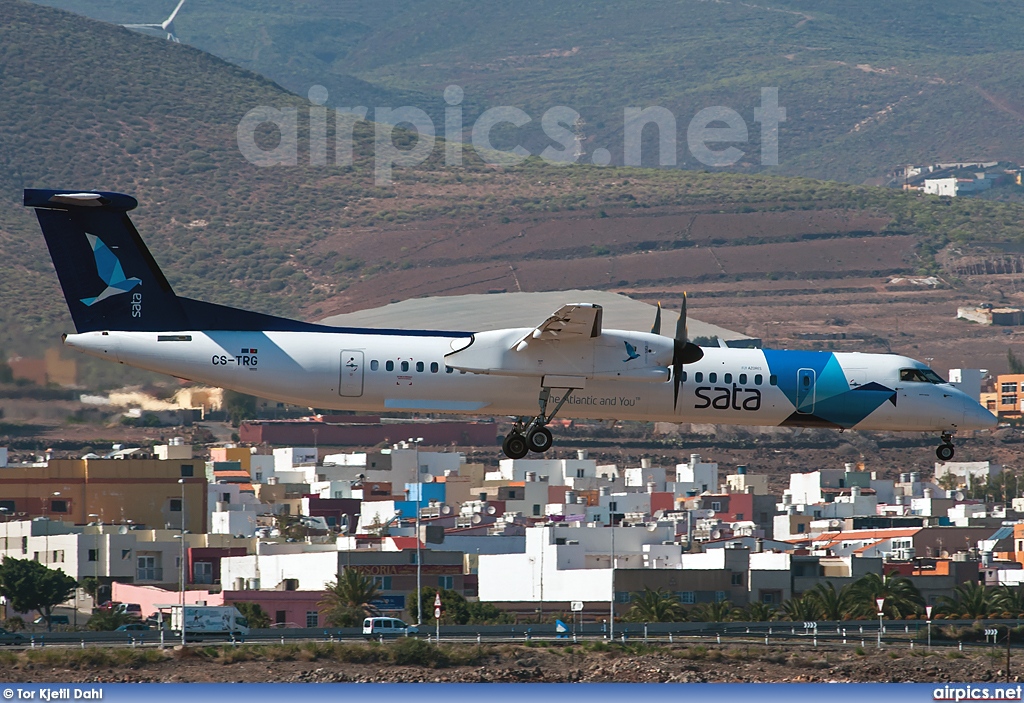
[[25, 189, 190, 332]]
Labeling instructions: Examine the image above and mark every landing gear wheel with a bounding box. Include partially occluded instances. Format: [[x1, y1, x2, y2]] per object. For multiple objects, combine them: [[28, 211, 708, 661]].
[[502, 432, 529, 459], [936, 443, 955, 461], [527, 426, 553, 453]]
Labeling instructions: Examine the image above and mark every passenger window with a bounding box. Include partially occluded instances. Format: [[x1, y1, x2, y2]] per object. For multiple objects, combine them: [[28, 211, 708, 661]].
[[385, 360, 394, 372], [370, 360, 379, 371], [709, 372, 717, 383], [430, 362, 439, 373], [401, 361, 409, 372], [695, 372, 703, 383], [416, 361, 424, 372], [446, 366, 454, 374], [739, 373, 747, 384], [769, 374, 778, 386], [681, 371, 687, 382], [754, 374, 762, 385], [724, 373, 732, 384]]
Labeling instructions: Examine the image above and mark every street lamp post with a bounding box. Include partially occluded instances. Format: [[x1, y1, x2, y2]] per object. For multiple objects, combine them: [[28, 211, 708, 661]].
[[178, 479, 186, 647], [409, 438, 423, 627], [609, 515, 616, 642]]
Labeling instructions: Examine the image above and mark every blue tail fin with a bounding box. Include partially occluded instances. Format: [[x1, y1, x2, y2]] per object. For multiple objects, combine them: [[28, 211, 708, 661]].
[[26, 189, 190, 332], [26, 189, 339, 334]]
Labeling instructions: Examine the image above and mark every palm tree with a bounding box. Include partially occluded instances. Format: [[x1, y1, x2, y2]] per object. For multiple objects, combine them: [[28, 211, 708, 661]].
[[992, 586, 1024, 617], [624, 587, 686, 622], [847, 571, 924, 619], [741, 600, 777, 622], [319, 568, 380, 627], [689, 599, 739, 623], [937, 582, 996, 619], [776, 595, 820, 621], [805, 581, 855, 621]]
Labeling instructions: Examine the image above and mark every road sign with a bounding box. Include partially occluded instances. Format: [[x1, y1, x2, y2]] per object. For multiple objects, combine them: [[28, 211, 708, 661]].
[[925, 605, 933, 619], [803, 621, 817, 630], [875, 598, 885, 613], [434, 607, 442, 619], [986, 628, 999, 637], [434, 592, 442, 608], [571, 601, 584, 612]]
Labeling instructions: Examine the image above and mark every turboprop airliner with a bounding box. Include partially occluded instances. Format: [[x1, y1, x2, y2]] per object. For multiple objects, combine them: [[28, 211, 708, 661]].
[[25, 189, 997, 460]]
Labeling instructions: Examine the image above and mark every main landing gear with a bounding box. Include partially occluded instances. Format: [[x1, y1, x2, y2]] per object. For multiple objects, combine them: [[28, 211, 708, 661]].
[[936, 432, 955, 461], [501, 387, 573, 459]]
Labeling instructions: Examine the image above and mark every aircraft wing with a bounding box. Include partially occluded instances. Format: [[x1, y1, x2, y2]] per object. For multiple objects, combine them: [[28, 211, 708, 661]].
[[511, 303, 602, 350]]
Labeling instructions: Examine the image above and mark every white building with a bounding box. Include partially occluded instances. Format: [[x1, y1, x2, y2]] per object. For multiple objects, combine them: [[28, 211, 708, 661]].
[[478, 524, 675, 603], [923, 177, 958, 197], [672, 454, 718, 495]]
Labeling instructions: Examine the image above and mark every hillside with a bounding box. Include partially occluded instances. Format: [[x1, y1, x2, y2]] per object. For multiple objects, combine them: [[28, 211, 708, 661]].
[[28, 0, 1024, 183], [4, 0, 1024, 386]]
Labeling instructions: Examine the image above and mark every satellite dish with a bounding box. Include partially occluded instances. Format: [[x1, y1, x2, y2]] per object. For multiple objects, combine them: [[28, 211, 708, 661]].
[[372, 484, 380, 491], [471, 514, 482, 524], [423, 474, 434, 483], [486, 505, 497, 515], [712, 529, 723, 540], [441, 505, 452, 515], [955, 491, 966, 501], [118, 526, 129, 534], [646, 521, 659, 532], [829, 519, 841, 528]]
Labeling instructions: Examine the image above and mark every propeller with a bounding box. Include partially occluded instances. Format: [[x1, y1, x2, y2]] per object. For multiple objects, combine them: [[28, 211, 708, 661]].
[[661, 294, 704, 408]]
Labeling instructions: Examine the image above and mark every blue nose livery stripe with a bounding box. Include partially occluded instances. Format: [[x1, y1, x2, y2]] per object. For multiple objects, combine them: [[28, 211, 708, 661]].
[[763, 349, 896, 429]]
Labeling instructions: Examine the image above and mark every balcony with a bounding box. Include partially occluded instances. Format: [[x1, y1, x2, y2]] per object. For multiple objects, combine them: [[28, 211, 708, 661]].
[[136, 568, 163, 581]]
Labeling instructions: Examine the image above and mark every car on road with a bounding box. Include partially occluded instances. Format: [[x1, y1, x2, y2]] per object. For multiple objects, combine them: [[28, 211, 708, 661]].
[[362, 617, 418, 638], [0, 627, 26, 645], [115, 623, 151, 632], [114, 603, 142, 619]]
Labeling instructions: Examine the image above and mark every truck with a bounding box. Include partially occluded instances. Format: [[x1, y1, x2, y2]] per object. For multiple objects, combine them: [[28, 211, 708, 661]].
[[165, 605, 250, 640]]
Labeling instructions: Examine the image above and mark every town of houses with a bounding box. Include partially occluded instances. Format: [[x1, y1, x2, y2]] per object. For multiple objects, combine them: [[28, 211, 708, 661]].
[[1, 436, 1022, 627]]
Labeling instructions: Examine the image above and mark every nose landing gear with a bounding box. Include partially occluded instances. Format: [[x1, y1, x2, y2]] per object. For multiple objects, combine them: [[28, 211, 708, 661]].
[[501, 386, 573, 459], [936, 432, 955, 461]]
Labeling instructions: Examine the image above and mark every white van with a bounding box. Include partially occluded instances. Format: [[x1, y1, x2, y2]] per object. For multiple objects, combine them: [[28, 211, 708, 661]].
[[362, 617, 416, 638]]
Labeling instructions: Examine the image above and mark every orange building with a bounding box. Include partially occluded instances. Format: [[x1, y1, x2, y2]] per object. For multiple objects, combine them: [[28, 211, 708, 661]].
[[983, 373, 1024, 417], [0, 458, 205, 532]]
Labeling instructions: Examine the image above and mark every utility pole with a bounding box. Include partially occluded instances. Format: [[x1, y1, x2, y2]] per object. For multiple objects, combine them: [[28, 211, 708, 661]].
[[178, 478, 186, 647], [609, 518, 616, 642]]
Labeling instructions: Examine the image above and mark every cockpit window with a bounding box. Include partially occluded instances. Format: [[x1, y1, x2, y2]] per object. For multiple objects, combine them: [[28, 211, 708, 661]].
[[899, 368, 945, 384]]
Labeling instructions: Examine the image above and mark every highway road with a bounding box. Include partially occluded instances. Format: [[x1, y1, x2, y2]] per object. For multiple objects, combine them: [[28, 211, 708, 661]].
[[2, 619, 1019, 650]]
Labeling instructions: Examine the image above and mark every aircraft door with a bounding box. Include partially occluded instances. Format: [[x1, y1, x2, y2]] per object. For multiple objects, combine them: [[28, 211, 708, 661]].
[[796, 368, 816, 414], [339, 350, 364, 397]]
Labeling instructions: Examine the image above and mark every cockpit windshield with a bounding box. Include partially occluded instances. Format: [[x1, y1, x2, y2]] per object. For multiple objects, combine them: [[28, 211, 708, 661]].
[[899, 367, 945, 384]]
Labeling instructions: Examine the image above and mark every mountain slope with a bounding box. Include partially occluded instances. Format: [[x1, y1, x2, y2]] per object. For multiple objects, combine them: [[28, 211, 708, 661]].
[[28, 0, 1024, 182]]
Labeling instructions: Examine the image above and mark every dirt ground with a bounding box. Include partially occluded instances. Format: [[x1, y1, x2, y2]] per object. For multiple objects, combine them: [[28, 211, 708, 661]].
[[0, 643, 1019, 683]]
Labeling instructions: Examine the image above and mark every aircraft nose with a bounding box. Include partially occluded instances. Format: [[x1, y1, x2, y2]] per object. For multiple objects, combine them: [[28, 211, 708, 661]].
[[961, 396, 998, 430]]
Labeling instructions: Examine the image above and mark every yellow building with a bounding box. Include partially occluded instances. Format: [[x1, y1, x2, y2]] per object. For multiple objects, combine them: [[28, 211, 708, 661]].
[[210, 446, 251, 471], [0, 458, 205, 532]]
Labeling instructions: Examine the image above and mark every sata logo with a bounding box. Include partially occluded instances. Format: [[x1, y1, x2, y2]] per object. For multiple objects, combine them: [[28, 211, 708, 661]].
[[694, 384, 761, 412]]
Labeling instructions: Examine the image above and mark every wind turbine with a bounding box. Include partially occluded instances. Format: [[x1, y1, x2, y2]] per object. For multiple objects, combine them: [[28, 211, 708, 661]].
[[122, 0, 186, 43]]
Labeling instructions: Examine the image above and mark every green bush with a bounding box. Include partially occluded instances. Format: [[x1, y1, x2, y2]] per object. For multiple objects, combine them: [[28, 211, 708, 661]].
[[389, 637, 449, 667]]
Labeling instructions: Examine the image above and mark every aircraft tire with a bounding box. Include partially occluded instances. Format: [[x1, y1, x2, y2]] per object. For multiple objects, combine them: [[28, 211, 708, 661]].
[[935, 443, 954, 461], [527, 426, 553, 453], [502, 432, 529, 459]]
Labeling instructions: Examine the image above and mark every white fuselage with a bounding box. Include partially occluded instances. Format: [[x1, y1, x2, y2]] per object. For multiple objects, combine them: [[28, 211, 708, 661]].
[[64, 328, 996, 434]]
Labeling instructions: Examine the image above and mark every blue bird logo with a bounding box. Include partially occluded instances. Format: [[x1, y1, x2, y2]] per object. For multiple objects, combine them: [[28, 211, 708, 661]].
[[80, 233, 141, 306], [623, 341, 640, 362]]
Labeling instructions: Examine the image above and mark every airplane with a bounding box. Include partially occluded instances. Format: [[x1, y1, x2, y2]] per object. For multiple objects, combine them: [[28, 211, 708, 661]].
[[25, 189, 997, 461]]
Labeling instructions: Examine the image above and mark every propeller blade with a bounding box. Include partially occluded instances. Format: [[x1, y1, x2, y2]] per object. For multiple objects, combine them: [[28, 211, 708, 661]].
[[670, 293, 704, 409], [675, 292, 688, 342], [651, 302, 662, 335]]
